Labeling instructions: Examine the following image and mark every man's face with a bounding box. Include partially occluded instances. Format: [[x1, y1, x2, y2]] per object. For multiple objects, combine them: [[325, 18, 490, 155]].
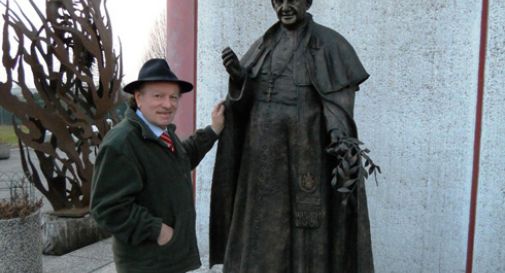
[[271, 0, 308, 29], [134, 82, 181, 128]]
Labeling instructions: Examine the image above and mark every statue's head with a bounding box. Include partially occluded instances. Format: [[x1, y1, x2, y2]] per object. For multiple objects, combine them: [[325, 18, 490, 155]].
[[271, 0, 312, 29]]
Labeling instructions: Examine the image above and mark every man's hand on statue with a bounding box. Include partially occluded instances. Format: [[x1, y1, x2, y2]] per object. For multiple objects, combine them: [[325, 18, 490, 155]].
[[211, 100, 226, 135], [157, 223, 174, 246], [222, 47, 244, 81]]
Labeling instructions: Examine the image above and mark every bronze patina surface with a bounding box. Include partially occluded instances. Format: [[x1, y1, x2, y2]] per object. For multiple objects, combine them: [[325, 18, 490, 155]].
[[210, 1, 375, 272]]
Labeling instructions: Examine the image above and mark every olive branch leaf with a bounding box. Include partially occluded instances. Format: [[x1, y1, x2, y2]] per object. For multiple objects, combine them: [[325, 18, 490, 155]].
[[326, 137, 381, 205]]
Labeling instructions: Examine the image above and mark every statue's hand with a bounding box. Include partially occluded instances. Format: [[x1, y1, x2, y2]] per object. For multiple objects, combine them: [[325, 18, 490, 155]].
[[222, 47, 245, 81], [327, 129, 355, 169], [329, 128, 346, 147]]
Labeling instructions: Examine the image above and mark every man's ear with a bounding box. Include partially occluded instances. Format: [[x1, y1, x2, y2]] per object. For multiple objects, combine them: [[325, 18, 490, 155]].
[[134, 91, 142, 109]]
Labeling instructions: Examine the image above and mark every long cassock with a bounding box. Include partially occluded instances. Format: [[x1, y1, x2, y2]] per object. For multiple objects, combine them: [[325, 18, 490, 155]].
[[210, 14, 374, 273]]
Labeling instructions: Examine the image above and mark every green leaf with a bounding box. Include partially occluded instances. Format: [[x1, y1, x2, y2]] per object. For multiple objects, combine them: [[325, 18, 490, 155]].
[[361, 167, 369, 179], [337, 165, 347, 180], [337, 187, 351, 193], [331, 175, 337, 187], [369, 165, 375, 175], [343, 179, 357, 188], [349, 165, 360, 175], [349, 153, 359, 165], [342, 159, 350, 172]]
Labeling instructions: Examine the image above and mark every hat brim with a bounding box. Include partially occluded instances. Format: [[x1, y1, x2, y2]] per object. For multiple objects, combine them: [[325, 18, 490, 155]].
[[123, 79, 193, 94]]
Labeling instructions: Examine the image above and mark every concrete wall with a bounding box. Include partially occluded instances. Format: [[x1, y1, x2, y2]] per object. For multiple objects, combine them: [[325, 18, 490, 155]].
[[194, 1, 505, 272], [195, 0, 275, 261], [342, 1, 479, 272]]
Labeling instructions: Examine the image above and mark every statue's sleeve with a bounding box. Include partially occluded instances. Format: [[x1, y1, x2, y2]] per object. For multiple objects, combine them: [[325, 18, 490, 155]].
[[227, 38, 264, 115], [310, 32, 368, 137], [320, 85, 359, 137]]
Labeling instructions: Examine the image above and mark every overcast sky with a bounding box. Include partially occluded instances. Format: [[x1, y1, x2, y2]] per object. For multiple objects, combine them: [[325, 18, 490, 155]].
[[107, 0, 166, 83], [0, 0, 166, 87]]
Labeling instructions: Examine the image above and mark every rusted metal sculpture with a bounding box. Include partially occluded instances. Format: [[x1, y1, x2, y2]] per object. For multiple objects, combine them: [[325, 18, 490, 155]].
[[0, 0, 122, 216]]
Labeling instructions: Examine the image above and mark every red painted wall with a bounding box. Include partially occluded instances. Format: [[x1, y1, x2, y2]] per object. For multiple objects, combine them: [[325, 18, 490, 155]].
[[166, 0, 197, 139], [466, 0, 489, 272]]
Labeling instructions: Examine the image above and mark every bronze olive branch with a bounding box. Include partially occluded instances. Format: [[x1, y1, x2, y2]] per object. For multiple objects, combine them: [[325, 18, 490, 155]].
[[326, 136, 381, 205]]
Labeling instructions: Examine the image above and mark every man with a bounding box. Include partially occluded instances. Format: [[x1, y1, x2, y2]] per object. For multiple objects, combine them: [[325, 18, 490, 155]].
[[91, 58, 224, 273], [210, 0, 374, 272]]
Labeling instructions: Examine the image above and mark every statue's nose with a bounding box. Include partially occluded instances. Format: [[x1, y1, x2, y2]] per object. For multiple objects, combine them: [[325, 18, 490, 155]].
[[280, 0, 289, 10]]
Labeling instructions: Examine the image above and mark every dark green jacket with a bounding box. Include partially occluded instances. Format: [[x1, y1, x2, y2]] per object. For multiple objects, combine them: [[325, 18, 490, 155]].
[[91, 108, 218, 273]]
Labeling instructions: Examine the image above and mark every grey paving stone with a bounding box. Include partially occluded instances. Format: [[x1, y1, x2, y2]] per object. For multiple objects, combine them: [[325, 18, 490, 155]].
[[42, 237, 226, 273], [67, 238, 114, 261], [188, 255, 222, 273], [90, 262, 116, 273], [43, 255, 110, 273]]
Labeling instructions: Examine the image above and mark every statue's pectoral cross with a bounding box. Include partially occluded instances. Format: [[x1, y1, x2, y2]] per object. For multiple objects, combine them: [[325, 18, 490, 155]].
[[264, 80, 277, 102]]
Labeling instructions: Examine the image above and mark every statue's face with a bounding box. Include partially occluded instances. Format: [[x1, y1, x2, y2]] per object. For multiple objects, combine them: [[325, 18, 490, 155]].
[[271, 0, 309, 29]]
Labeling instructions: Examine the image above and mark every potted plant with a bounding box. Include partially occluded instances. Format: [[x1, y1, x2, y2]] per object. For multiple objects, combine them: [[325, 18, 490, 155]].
[[0, 178, 43, 273]]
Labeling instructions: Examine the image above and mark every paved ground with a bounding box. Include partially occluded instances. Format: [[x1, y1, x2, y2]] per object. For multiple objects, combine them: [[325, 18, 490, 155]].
[[42, 238, 115, 273], [0, 147, 24, 172], [42, 238, 222, 273]]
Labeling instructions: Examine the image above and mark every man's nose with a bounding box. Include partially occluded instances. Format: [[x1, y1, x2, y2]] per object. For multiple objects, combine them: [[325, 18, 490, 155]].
[[162, 97, 176, 108]]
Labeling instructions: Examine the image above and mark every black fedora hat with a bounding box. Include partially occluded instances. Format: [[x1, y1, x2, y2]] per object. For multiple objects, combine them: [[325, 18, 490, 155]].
[[123, 58, 193, 94]]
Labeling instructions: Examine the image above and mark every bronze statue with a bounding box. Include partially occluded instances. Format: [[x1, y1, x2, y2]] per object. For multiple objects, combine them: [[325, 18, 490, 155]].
[[211, 0, 374, 272]]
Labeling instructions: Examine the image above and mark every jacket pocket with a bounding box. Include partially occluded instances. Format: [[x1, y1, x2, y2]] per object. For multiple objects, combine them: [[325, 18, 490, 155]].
[[156, 209, 196, 264], [112, 238, 158, 268]]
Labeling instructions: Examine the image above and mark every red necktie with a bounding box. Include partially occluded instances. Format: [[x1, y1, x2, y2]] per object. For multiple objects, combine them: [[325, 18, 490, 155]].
[[160, 132, 175, 153]]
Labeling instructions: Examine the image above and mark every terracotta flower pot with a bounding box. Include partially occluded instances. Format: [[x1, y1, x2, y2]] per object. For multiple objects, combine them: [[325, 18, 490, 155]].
[[0, 210, 42, 273]]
